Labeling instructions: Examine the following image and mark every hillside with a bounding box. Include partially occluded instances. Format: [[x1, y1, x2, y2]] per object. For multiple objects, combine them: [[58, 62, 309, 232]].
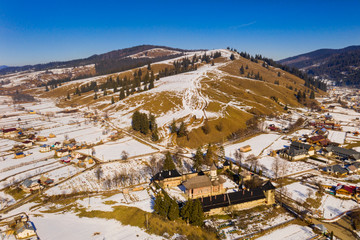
[[36, 49, 322, 148], [0, 45, 205, 94], [279, 45, 360, 85], [0, 45, 200, 75]]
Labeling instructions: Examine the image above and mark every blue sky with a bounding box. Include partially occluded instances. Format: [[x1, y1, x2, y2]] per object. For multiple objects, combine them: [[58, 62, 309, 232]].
[[1, 0, 359, 66]]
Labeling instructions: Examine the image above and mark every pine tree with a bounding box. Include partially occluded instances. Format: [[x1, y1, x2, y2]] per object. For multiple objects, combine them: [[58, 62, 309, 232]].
[[132, 111, 141, 131], [45, 85, 49, 92], [103, 89, 107, 96], [177, 121, 187, 137], [193, 148, 203, 172], [94, 92, 98, 100], [245, 64, 249, 69], [278, 72, 281, 77], [168, 199, 179, 221], [119, 88, 125, 100], [204, 144, 215, 165], [111, 96, 115, 104], [163, 151, 176, 171], [230, 53, 235, 60], [149, 78, 154, 89], [180, 200, 193, 224], [139, 113, 149, 134], [151, 130, 159, 141], [189, 199, 204, 226], [147, 63, 151, 70], [170, 120, 177, 134], [310, 90, 315, 99], [67, 92, 70, 100], [240, 65, 245, 74]]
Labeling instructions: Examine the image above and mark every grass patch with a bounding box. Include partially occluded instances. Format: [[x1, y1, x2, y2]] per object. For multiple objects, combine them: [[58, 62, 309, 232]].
[[77, 205, 217, 240], [3, 187, 27, 200], [103, 200, 118, 205]]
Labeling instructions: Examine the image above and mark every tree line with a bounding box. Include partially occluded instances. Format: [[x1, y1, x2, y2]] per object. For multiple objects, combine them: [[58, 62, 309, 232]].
[[226, 48, 327, 92], [131, 111, 159, 141], [154, 191, 204, 226]]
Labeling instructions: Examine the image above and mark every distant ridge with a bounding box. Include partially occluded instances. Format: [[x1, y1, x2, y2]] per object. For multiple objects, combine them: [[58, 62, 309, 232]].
[[279, 45, 360, 85], [0, 45, 206, 75]]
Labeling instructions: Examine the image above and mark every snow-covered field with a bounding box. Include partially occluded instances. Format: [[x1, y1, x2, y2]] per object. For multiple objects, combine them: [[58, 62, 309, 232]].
[[38, 123, 112, 145], [327, 130, 346, 145], [257, 156, 315, 178], [45, 158, 154, 195], [256, 224, 315, 240], [76, 189, 154, 213], [32, 212, 162, 240], [282, 182, 359, 219], [1, 146, 54, 171], [225, 133, 281, 159], [78, 136, 158, 161]]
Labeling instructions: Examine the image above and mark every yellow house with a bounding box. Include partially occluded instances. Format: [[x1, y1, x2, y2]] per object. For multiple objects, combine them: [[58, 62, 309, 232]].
[[49, 133, 56, 138], [240, 145, 252, 153], [14, 152, 26, 159]]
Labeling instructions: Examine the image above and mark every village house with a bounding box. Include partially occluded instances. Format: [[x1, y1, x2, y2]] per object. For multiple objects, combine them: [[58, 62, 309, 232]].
[[14, 221, 36, 239], [239, 145, 252, 153], [52, 142, 62, 149], [279, 147, 308, 161], [60, 156, 72, 163], [307, 135, 326, 145], [20, 179, 40, 192], [48, 133, 56, 138], [335, 184, 357, 198], [39, 175, 54, 185], [182, 164, 226, 199], [1, 128, 19, 138], [39, 144, 51, 153], [153, 170, 182, 188], [56, 149, 70, 158], [36, 136, 47, 142], [290, 141, 315, 155], [21, 140, 33, 148], [322, 164, 348, 177], [200, 181, 276, 215], [324, 146, 360, 161], [14, 152, 26, 159]]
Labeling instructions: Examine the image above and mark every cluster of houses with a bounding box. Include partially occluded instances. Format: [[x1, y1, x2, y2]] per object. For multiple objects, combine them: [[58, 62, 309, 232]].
[[322, 162, 360, 177], [152, 164, 275, 216], [60, 152, 94, 167], [278, 130, 360, 164], [20, 175, 54, 192], [323, 183, 360, 201], [0, 214, 37, 240], [309, 114, 341, 130]]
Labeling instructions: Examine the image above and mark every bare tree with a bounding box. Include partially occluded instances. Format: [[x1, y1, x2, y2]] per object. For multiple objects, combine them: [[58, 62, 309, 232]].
[[95, 166, 103, 183], [121, 151, 129, 160], [234, 149, 243, 166], [279, 159, 288, 179], [272, 157, 280, 179]]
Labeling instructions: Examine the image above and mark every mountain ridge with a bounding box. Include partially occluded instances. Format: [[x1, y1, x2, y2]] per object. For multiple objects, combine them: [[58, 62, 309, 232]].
[[0, 45, 206, 75], [279, 45, 360, 85]]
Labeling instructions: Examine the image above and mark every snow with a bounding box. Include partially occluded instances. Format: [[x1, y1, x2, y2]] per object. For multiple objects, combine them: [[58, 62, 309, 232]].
[[32, 212, 162, 240], [225, 133, 280, 159], [0, 146, 54, 171], [257, 224, 315, 240], [257, 156, 315, 178], [327, 130, 346, 145], [78, 136, 158, 161], [77, 189, 154, 213], [282, 182, 359, 219]]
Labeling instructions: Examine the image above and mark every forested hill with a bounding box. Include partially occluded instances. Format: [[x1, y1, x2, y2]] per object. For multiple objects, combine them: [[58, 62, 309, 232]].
[[279, 45, 360, 85], [0, 45, 204, 75]]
